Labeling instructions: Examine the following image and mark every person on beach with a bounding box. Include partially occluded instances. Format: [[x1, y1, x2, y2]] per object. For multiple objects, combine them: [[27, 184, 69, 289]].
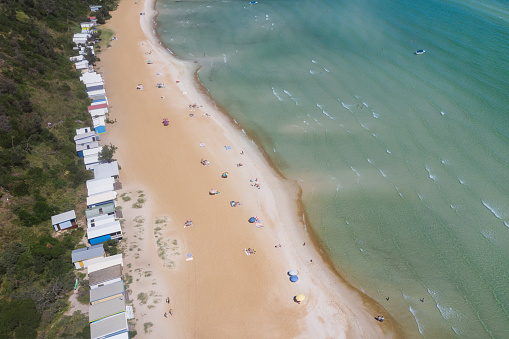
[[169, 309, 173, 316], [166, 297, 170, 303], [164, 312, 168, 318]]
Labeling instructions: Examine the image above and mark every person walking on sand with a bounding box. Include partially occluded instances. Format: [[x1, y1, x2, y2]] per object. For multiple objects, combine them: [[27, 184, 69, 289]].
[[169, 309, 173, 316], [164, 312, 167, 318]]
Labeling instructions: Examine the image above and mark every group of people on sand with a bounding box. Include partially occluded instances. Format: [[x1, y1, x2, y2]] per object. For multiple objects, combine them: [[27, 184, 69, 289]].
[[375, 315, 384, 322], [184, 220, 193, 227], [200, 159, 210, 166], [250, 178, 260, 189], [245, 248, 256, 255], [163, 297, 173, 318]]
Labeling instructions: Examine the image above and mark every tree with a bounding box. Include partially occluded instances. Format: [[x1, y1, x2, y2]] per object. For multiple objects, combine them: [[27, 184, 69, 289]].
[[99, 143, 117, 162]]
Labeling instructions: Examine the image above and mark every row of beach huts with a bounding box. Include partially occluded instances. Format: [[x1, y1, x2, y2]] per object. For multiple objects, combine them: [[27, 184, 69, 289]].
[[50, 8, 133, 339]]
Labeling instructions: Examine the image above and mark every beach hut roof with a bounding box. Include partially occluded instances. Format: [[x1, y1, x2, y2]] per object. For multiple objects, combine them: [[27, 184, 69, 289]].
[[87, 177, 115, 190], [89, 297, 125, 323], [89, 264, 122, 286], [93, 161, 119, 180], [85, 202, 115, 220], [90, 313, 128, 339], [87, 191, 117, 207], [87, 221, 121, 240], [76, 141, 100, 152], [71, 244, 104, 263], [87, 214, 116, 228], [90, 281, 124, 303], [51, 210, 76, 225], [87, 254, 123, 273]]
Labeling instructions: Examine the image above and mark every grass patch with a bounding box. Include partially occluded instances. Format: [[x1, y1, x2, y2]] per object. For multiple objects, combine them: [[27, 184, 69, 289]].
[[137, 190, 144, 194], [155, 216, 167, 224], [137, 292, 148, 305], [132, 202, 143, 209], [143, 322, 153, 334], [144, 271, 152, 277], [133, 216, 145, 223], [172, 239, 178, 246], [122, 195, 132, 202]]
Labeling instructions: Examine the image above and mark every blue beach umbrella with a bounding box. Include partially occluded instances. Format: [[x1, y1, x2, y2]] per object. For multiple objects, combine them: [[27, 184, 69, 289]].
[[288, 270, 297, 276], [290, 275, 299, 282], [248, 217, 257, 223]]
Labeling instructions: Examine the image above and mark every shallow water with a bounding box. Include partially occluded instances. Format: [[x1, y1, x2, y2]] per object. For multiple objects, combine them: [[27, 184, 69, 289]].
[[155, 0, 509, 336]]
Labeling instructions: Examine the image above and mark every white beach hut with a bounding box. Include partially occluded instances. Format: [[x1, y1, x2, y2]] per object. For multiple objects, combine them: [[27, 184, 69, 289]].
[[87, 177, 115, 196]]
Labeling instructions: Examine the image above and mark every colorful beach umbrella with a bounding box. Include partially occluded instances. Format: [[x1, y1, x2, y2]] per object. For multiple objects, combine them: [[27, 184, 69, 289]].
[[295, 294, 306, 302], [290, 275, 298, 282]]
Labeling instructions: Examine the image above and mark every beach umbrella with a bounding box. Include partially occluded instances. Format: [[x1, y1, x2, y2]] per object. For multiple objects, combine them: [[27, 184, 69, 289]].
[[288, 270, 298, 276], [290, 275, 298, 282], [248, 217, 257, 223], [295, 294, 306, 302]]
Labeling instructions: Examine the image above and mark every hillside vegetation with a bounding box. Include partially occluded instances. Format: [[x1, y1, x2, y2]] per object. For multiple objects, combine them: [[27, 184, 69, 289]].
[[0, 0, 117, 337]]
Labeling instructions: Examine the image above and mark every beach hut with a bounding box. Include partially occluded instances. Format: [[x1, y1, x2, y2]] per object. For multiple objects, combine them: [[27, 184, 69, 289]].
[[51, 210, 78, 231], [71, 244, 105, 269], [90, 313, 128, 339], [72, 33, 90, 46], [89, 264, 123, 290], [87, 84, 105, 92], [92, 161, 120, 180], [92, 116, 107, 134], [88, 89, 107, 101], [89, 5, 103, 12], [83, 146, 102, 157], [87, 213, 116, 228], [87, 177, 115, 196], [87, 221, 122, 245], [76, 127, 93, 135], [80, 72, 103, 84], [75, 60, 90, 70], [84, 154, 101, 170], [89, 296, 125, 323], [76, 141, 100, 158], [90, 281, 125, 305], [87, 254, 123, 274], [88, 103, 109, 115], [91, 98, 108, 106], [69, 55, 85, 62], [87, 191, 117, 208], [86, 202, 116, 220], [74, 131, 99, 145], [79, 46, 95, 56], [81, 22, 96, 33]]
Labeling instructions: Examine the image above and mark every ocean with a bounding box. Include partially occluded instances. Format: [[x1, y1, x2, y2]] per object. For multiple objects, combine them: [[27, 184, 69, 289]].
[[154, 0, 509, 337]]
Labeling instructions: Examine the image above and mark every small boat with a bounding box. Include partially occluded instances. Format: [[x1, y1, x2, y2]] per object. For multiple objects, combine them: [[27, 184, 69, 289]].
[[414, 50, 425, 55]]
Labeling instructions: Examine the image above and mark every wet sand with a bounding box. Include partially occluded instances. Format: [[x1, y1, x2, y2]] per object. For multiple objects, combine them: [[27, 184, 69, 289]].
[[96, 0, 399, 337]]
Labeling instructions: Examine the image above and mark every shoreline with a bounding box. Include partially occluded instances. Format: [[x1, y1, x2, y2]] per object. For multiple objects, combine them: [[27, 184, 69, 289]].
[[98, 0, 404, 337]]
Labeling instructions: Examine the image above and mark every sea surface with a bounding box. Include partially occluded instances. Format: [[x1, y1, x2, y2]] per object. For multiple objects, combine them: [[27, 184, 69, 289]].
[[154, 0, 509, 337]]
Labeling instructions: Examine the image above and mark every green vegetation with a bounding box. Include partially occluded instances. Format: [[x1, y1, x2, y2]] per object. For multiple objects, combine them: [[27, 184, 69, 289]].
[[0, 0, 118, 337], [98, 143, 118, 162]]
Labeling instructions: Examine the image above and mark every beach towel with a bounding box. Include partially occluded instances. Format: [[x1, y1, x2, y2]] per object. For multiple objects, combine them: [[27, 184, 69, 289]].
[[200, 143, 206, 147], [224, 146, 231, 150], [186, 253, 193, 261], [244, 249, 251, 256]]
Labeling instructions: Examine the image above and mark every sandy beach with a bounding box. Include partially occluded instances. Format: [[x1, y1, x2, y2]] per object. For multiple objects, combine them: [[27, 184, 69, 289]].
[[97, 0, 402, 337]]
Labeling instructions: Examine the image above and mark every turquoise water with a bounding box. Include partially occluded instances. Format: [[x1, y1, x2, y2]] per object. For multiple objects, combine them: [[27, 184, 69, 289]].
[[155, 0, 509, 337]]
